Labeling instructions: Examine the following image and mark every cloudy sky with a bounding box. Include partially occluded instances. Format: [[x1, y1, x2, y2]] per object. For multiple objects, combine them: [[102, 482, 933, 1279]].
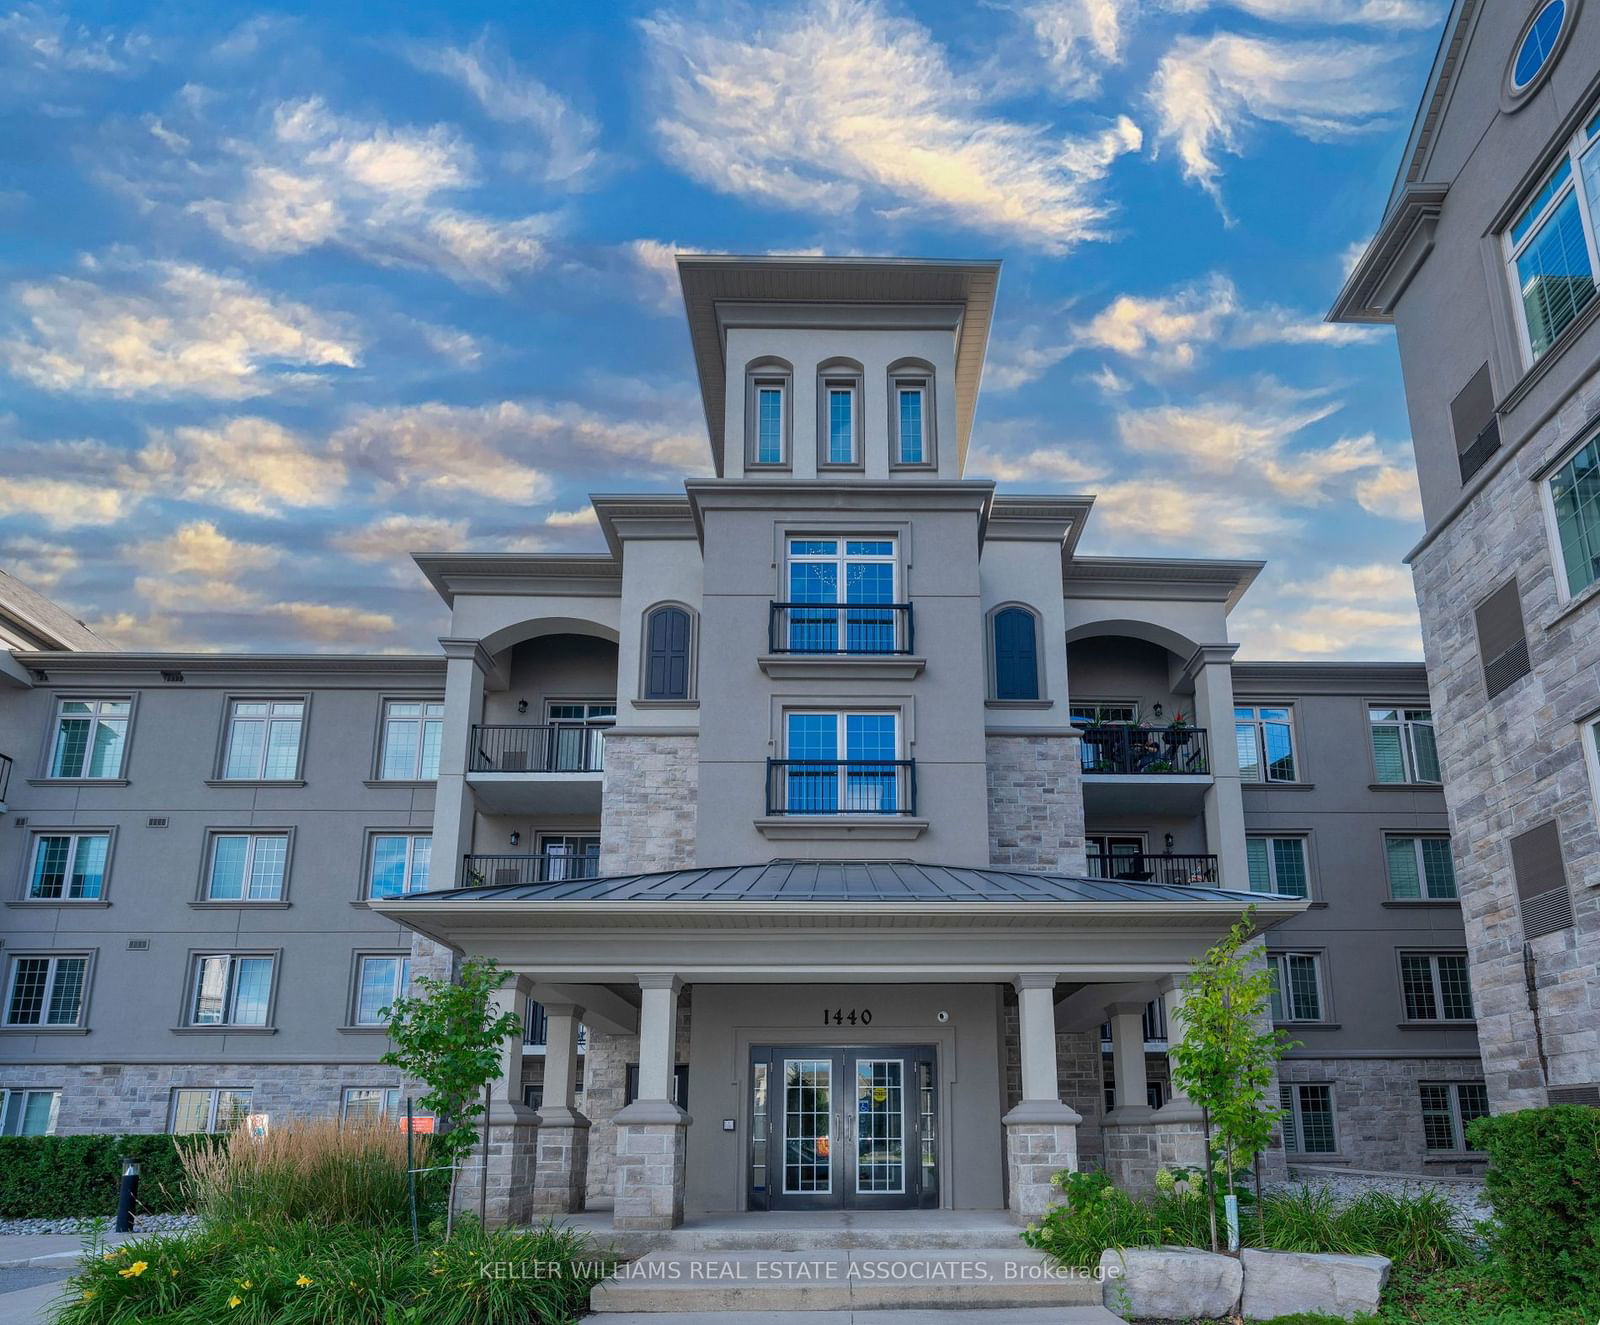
[[0, 0, 1443, 658]]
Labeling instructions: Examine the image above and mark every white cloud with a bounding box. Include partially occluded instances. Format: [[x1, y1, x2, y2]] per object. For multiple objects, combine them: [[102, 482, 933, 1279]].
[[1231, 305, 1383, 348], [132, 573, 264, 614], [965, 444, 1104, 485], [1355, 461, 1423, 520], [0, 5, 150, 77], [0, 475, 133, 528], [267, 600, 397, 642], [641, 0, 1141, 253], [545, 507, 599, 528], [1077, 272, 1238, 369], [333, 514, 470, 560], [127, 520, 279, 578], [3, 258, 359, 399], [139, 417, 348, 515], [1170, 0, 1439, 27], [1236, 560, 1422, 658], [1092, 479, 1298, 555], [1017, 0, 1130, 98], [1149, 32, 1409, 207], [0, 536, 78, 588], [83, 610, 219, 652]]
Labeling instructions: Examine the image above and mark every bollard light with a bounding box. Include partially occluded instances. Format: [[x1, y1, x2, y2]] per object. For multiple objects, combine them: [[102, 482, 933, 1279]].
[[115, 1156, 141, 1233], [122, 1159, 141, 1179]]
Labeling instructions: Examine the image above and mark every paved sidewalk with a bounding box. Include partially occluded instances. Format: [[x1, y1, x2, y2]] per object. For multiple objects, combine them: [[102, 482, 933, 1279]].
[[0, 1271, 71, 1325], [0, 1232, 133, 1270]]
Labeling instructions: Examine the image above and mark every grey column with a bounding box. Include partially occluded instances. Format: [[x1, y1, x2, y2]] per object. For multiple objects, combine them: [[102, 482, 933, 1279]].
[[531, 1001, 590, 1214], [1002, 973, 1081, 1220], [613, 974, 690, 1230]]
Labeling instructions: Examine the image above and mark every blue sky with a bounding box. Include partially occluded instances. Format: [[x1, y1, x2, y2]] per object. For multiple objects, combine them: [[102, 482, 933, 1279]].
[[0, 0, 1446, 657]]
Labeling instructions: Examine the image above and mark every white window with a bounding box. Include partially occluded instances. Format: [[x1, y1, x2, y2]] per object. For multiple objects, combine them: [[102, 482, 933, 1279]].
[[1269, 951, 1324, 1022], [781, 711, 904, 814], [1280, 1083, 1337, 1154], [1400, 952, 1474, 1022], [892, 378, 931, 465], [1, 1088, 60, 1136], [825, 381, 857, 465], [379, 701, 444, 780], [353, 955, 410, 1026], [48, 698, 130, 779], [1236, 705, 1297, 782], [1369, 706, 1440, 784], [783, 538, 901, 654], [206, 834, 288, 902], [1546, 433, 1600, 599], [1503, 108, 1600, 365], [221, 699, 304, 780], [27, 833, 109, 901], [368, 834, 432, 899], [189, 954, 273, 1027], [537, 833, 600, 881], [342, 1087, 401, 1123], [170, 1088, 251, 1134], [4, 956, 88, 1027], [1385, 836, 1458, 900], [754, 380, 786, 465], [1586, 715, 1600, 821], [1420, 1082, 1489, 1152], [1247, 837, 1309, 898]]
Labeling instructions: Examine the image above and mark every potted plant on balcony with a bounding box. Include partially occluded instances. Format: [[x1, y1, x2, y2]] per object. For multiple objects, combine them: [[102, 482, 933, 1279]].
[[1163, 708, 1193, 748]]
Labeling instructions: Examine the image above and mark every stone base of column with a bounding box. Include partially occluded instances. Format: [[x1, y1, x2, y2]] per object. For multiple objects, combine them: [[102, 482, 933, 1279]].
[[529, 1114, 591, 1216], [455, 1119, 539, 1228], [1003, 1101, 1081, 1221], [1102, 1105, 1160, 1195], [613, 1101, 690, 1231], [1146, 1103, 1209, 1172]]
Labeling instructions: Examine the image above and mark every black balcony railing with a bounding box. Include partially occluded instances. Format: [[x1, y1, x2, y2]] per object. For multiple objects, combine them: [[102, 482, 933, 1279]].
[[463, 851, 602, 888], [1078, 725, 1210, 776], [0, 752, 11, 805], [469, 724, 606, 774], [1088, 853, 1220, 886], [767, 602, 914, 655], [764, 759, 918, 816]]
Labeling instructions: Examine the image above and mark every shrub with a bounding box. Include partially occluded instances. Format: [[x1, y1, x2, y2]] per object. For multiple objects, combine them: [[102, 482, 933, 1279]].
[[1469, 1104, 1600, 1305], [0, 1133, 218, 1219], [180, 1115, 443, 1230]]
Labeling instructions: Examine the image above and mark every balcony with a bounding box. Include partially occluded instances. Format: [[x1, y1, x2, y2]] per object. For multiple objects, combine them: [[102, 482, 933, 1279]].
[[760, 603, 923, 678], [0, 751, 10, 812], [1087, 852, 1220, 886], [757, 758, 927, 840], [463, 851, 601, 888], [465, 724, 605, 814], [1078, 724, 1212, 815]]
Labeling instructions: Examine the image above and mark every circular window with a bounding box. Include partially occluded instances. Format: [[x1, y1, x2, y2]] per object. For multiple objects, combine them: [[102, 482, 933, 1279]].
[[1513, 0, 1567, 90]]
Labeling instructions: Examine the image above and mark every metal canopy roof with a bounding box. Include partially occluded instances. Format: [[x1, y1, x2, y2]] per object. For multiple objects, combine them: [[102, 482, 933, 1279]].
[[388, 861, 1280, 907]]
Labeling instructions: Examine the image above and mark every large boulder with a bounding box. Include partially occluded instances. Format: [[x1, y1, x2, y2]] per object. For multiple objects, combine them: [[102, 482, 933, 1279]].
[[1240, 1249, 1390, 1321], [1097, 1246, 1242, 1320]]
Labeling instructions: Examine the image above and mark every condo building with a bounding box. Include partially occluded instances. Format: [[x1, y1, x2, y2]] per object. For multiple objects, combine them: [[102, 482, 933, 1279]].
[[1332, 0, 1600, 1114], [0, 256, 1482, 1228]]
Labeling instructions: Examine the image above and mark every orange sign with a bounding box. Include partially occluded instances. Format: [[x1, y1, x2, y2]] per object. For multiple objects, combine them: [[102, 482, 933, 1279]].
[[399, 1115, 436, 1134]]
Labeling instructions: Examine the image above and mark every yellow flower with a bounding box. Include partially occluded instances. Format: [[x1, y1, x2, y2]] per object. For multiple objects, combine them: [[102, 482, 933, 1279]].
[[295, 1274, 313, 1287], [240, 1279, 253, 1289], [81, 1290, 96, 1301], [227, 1294, 242, 1308], [118, 1260, 149, 1279], [170, 1268, 179, 1278]]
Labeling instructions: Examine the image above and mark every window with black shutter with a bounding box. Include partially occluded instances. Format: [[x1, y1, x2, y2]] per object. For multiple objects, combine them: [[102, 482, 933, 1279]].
[[1510, 821, 1574, 939], [1474, 579, 1531, 700], [1451, 364, 1501, 484], [644, 605, 693, 700], [993, 606, 1040, 700]]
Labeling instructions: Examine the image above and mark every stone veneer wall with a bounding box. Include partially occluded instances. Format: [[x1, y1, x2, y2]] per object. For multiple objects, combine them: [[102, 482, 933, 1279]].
[[1002, 1001, 1106, 1170], [1412, 382, 1600, 1111], [599, 733, 699, 875], [584, 994, 692, 1205], [1279, 1057, 1489, 1176], [985, 734, 1087, 875]]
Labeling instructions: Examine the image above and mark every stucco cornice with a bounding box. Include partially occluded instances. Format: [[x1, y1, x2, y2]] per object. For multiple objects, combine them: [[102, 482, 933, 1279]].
[[414, 553, 621, 606], [684, 478, 995, 545], [1328, 185, 1450, 324], [12, 651, 445, 684], [1230, 660, 1430, 695], [589, 493, 698, 561], [987, 494, 1094, 553], [1064, 557, 1263, 611]]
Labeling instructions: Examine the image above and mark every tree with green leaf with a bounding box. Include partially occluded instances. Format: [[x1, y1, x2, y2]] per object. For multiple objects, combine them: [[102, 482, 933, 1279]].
[[381, 956, 524, 1225], [1169, 906, 1296, 1251]]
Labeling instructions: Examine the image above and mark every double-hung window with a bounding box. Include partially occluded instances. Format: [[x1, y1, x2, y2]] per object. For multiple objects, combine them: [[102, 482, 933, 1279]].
[[3, 955, 88, 1027], [1, 1088, 60, 1136], [1400, 952, 1475, 1022], [222, 699, 304, 780], [1369, 706, 1440, 784], [353, 955, 409, 1026], [1269, 952, 1324, 1022], [1547, 433, 1600, 598], [1247, 837, 1309, 898], [1385, 836, 1458, 900], [342, 1087, 401, 1123], [826, 381, 857, 465], [783, 711, 902, 814], [189, 954, 273, 1027], [27, 832, 109, 900], [206, 834, 288, 902], [893, 378, 931, 465], [379, 701, 443, 780], [48, 698, 130, 779], [1280, 1084, 1337, 1154], [1236, 705, 1297, 782], [785, 538, 899, 654], [170, 1088, 251, 1134], [1420, 1082, 1489, 1152], [368, 834, 432, 899], [753, 379, 787, 465]]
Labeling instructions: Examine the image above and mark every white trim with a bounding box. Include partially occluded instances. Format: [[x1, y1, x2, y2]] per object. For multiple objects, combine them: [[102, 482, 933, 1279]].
[[1270, 950, 1325, 1022], [1540, 425, 1600, 602], [0, 1087, 61, 1136], [1582, 713, 1600, 853]]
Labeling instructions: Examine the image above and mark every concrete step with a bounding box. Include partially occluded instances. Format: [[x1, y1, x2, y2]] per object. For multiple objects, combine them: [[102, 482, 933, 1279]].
[[585, 1311, 1123, 1324], [587, 1248, 1104, 1313], [565, 1211, 1033, 1255]]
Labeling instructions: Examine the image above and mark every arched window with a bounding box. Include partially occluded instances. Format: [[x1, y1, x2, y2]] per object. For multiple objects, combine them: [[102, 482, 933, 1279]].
[[993, 606, 1040, 700], [643, 604, 694, 700], [744, 357, 793, 469], [887, 357, 937, 469]]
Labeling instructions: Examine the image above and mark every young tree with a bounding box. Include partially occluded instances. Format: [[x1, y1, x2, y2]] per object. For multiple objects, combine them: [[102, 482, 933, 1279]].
[[1169, 906, 1296, 1251], [381, 956, 524, 1227]]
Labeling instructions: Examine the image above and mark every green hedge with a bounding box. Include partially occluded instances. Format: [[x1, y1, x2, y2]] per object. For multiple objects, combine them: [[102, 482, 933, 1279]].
[[0, 1133, 220, 1219], [1469, 1104, 1600, 1305]]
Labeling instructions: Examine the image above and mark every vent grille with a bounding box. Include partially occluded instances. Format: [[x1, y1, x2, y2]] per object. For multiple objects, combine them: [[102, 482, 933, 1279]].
[[126, 939, 150, 951], [1458, 418, 1501, 483], [13, 817, 26, 827], [160, 669, 184, 683], [1548, 1084, 1600, 1108], [1520, 888, 1575, 939], [1511, 822, 1572, 939], [147, 816, 169, 828], [1452, 365, 1500, 484], [1475, 579, 1531, 700]]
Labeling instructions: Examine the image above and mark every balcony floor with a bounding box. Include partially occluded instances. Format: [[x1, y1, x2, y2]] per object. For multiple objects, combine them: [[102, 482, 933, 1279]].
[[465, 770, 603, 814], [1081, 773, 1210, 816]]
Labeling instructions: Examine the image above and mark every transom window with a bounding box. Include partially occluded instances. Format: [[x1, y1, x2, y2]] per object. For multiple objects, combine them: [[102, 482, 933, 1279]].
[[1236, 705, 1297, 782], [368, 833, 432, 899], [1, 1088, 60, 1136], [1280, 1083, 1337, 1154], [342, 1087, 401, 1123], [826, 382, 857, 465], [755, 380, 786, 465], [783, 711, 902, 814], [1400, 952, 1474, 1022], [1503, 109, 1600, 363], [1369, 706, 1440, 784], [1248, 837, 1309, 898], [1547, 433, 1600, 599], [1269, 951, 1324, 1022], [27, 832, 109, 901], [190, 954, 273, 1027], [1420, 1082, 1489, 1152], [353, 955, 410, 1026], [784, 538, 900, 653], [379, 701, 443, 780], [1385, 836, 1458, 900], [48, 698, 130, 779], [170, 1088, 251, 1134], [222, 699, 304, 780], [206, 834, 288, 902], [4, 955, 87, 1027]]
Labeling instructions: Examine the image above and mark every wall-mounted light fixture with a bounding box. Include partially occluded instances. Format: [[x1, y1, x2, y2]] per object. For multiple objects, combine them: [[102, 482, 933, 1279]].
[[509, 831, 521, 847], [1153, 703, 1164, 719], [1164, 833, 1175, 854], [517, 699, 529, 715]]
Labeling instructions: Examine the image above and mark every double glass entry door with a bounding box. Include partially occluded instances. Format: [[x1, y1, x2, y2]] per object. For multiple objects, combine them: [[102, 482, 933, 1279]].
[[748, 1045, 938, 1210]]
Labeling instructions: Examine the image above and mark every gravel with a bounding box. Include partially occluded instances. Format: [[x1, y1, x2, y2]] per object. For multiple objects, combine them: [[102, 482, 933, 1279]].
[[1272, 1167, 1492, 1229], [0, 1214, 201, 1237]]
